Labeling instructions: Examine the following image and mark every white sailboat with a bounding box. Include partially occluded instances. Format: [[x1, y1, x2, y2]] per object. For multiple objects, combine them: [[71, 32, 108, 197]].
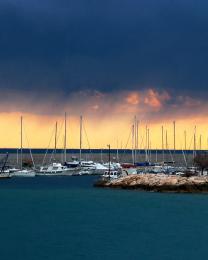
[[63, 113, 80, 170], [37, 118, 73, 175], [12, 116, 36, 177]]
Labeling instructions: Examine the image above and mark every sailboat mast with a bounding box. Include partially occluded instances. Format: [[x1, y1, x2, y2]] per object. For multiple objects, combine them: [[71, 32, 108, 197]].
[[173, 121, 176, 153], [64, 112, 67, 162], [20, 116, 23, 170], [135, 119, 139, 163], [100, 149, 103, 162], [55, 121, 57, 154], [134, 116, 137, 163], [200, 134, 202, 151], [162, 125, 164, 163], [132, 124, 135, 164], [116, 139, 119, 162], [147, 128, 150, 162], [79, 115, 83, 162], [145, 125, 148, 162], [184, 130, 187, 151], [155, 147, 158, 163], [17, 149, 19, 165], [193, 126, 196, 158], [108, 144, 111, 175]]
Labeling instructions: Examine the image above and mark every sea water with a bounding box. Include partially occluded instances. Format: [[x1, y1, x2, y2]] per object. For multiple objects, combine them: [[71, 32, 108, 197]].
[[0, 176, 207, 260]]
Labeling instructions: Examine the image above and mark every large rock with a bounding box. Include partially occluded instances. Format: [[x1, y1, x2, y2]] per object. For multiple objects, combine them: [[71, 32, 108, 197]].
[[94, 174, 208, 193]]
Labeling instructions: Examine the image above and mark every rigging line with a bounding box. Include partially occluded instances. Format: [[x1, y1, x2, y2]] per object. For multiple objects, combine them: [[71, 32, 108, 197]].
[[176, 130, 188, 166], [23, 124, 35, 168], [83, 123, 91, 150], [177, 134, 188, 166], [49, 119, 64, 163], [124, 129, 132, 150], [56, 119, 64, 145], [49, 123, 59, 164], [140, 133, 145, 161], [182, 148, 187, 167], [188, 134, 193, 151], [119, 128, 132, 162], [42, 125, 56, 166], [166, 141, 174, 164]]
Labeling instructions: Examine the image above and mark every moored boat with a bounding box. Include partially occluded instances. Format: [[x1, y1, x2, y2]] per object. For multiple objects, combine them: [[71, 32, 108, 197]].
[[102, 170, 121, 180], [37, 163, 70, 175], [11, 169, 36, 177], [0, 173, 11, 178]]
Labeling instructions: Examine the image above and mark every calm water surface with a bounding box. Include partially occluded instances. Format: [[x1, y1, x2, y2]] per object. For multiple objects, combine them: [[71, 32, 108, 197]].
[[0, 176, 207, 260]]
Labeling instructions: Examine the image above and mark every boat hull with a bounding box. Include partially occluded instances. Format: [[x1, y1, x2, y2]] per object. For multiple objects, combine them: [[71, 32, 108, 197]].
[[11, 170, 36, 177]]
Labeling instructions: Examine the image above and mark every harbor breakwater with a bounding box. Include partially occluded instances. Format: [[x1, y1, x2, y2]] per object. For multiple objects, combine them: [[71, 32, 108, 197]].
[[94, 174, 208, 193]]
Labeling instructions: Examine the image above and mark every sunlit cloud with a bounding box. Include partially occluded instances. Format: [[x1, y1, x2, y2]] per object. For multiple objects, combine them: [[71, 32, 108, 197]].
[[126, 92, 140, 105], [0, 87, 206, 122], [0, 87, 208, 149], [144, 89, 170, 111]]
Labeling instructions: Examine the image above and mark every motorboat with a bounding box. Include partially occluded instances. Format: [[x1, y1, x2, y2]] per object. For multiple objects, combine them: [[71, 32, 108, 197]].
[[94, 163, 108, 170], [37, 163, 69, 175], [64, 160, 80, 169], [102, 170, 120, 180], [103, 162, 122, 171], [80, 161, 96, 170]]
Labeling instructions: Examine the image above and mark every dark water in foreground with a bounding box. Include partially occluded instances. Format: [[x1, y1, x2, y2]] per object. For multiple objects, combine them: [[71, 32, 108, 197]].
[[0, 176, 208, 260]]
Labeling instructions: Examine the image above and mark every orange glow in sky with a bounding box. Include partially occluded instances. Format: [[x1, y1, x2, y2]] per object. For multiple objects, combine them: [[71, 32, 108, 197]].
[[0, 112, 208, 150]]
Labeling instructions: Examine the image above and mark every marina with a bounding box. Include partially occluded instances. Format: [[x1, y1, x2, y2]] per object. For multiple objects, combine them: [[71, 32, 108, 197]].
[[0, 113, 207, 182], [0, 148, 208, 184], [1, 0, 208, 259]]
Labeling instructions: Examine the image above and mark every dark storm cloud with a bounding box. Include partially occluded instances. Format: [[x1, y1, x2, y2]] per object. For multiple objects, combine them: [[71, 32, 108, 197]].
[[0, 0, 208, 103]]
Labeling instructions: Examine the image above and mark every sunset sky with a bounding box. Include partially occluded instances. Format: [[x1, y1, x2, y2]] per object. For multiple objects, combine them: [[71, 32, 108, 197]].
[[0, 0, 208, 149]]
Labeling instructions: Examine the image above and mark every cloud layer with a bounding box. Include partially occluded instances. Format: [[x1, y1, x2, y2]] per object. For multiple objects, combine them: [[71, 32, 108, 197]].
[[0, 0, 208, 99], [0, 0, 208, 146], [0, 87, 207, 126]]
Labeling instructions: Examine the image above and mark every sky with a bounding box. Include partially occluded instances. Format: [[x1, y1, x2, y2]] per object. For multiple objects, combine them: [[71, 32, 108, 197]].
[[0, 0, 208, 149]]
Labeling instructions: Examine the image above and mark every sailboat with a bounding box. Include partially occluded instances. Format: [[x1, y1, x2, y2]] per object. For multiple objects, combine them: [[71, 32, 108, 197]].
[[11, 116, 36, 177], [63, 113, 80, 170], [64, 115, 89, 171], [37, 119, 70, 175], [0, 153, 12, 178]]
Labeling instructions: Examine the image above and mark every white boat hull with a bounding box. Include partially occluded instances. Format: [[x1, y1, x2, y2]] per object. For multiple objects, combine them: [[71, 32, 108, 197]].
[[0, 173, 11, 178], [11, 170, 36, 177]]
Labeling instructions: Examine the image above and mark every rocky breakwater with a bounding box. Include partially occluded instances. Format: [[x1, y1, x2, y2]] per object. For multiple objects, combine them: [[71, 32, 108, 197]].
[[94, 174, 208, 193]]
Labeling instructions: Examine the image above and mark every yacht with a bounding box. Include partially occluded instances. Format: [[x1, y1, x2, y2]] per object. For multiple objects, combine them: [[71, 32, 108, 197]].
[[64, 159, 80, 169], [103, 162, 122, 171], [80, 161, 110, 174], [80, 161, 96, 170], [37, 163, 69, 175]]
